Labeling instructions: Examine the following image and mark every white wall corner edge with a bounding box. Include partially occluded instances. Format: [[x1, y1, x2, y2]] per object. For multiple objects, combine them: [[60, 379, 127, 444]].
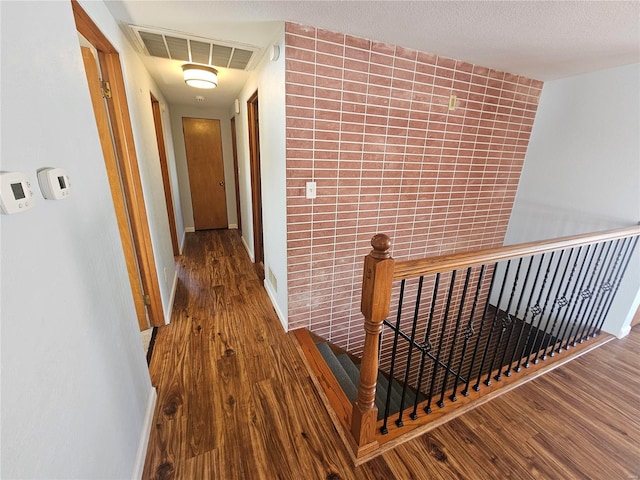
[[164, 268, 180, 324], [241, 236, 255, 262], [132, 387, 157, 480], [264, 280, 288, 332], [616, 324, 632, 339]]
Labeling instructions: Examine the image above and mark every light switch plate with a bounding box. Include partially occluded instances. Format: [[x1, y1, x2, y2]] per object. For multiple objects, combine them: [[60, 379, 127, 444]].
[[306, 181, 317, 199]]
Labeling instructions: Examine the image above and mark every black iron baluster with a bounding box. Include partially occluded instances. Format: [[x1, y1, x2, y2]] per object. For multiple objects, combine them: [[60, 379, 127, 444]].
[[425, 271, 457, 413], [523, 252, 555, 367], [504, 255, 536, 375], [542, 247, 576, 359], [441, 267, 472, 404], [584, 239, 624, 339], [380, 279, 406, 435], [411, 274, 440, 420], [463, 263, 497, 396], [453, 265, 486, 400], [565, 243, 605, 348], [396, 276, 425, 427], [558, 245, 596, 353], [533, 249, 565, 363], [595, 235, 639, 334], [549, 245, 591, 357], [477, 260, 511, 388], [573, 240, 615, 344], [492, 258, 523, 382], [514, 253, 546, 371]]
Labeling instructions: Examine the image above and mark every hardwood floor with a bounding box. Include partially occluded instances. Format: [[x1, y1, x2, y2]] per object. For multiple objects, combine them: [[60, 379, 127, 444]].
[[143, 230, 640, 479]]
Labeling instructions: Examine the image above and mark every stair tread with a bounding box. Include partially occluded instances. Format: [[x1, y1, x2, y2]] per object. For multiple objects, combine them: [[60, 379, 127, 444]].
[[316, 343, 358, 402]]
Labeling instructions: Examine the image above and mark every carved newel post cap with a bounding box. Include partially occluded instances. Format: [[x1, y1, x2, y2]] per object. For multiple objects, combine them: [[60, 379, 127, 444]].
[[370, 234, 391, 259]]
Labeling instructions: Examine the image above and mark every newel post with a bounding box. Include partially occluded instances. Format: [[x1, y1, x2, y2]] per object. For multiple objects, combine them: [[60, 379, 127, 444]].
[[350, 234, 395, 454]]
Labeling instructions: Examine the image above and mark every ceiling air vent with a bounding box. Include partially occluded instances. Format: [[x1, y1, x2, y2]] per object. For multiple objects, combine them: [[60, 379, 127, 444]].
[[130, 26, 259, 70]]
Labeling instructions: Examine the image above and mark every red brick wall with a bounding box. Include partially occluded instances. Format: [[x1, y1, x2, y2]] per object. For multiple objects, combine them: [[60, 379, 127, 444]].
[[284, 22, 543, 354]]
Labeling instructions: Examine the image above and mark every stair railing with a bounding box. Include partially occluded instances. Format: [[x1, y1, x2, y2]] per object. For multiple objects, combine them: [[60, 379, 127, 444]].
[[351, 224, 640, 458]]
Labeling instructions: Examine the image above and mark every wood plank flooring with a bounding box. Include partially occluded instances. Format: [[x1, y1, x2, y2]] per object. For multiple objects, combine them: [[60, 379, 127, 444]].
[[143, 230, 640, 479]]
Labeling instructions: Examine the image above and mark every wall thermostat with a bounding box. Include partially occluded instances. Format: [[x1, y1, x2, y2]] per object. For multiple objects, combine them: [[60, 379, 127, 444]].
[[0, 171, 35, 214], [37, 167, 71, 200]]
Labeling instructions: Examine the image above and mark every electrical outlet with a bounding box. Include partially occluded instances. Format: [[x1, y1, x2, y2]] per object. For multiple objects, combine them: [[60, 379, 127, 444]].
[[306, 181, 317, 199]]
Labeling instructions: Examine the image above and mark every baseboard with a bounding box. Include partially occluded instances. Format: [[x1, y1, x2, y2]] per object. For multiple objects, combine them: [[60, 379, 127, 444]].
[[180, 228, 195, 254], [228, 223, 238, 229], [132, 387, 157, 480], [164, 268, 179, 325], [264, 280, 287, 331], [241, 236, 255, 262]]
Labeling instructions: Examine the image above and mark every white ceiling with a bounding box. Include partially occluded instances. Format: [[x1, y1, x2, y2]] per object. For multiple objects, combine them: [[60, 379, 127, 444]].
[[105, 1, 640, 109]]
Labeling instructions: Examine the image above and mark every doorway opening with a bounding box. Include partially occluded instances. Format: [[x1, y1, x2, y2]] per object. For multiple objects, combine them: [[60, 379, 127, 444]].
[[247, 91, 264, 280]]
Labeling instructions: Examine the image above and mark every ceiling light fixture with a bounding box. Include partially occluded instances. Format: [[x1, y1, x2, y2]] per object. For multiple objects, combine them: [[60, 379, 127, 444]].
[[182, 64, 218, 89]]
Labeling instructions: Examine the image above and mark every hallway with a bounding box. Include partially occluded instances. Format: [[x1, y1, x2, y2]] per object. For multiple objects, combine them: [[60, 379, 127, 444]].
[[143, 230, 640, 479]]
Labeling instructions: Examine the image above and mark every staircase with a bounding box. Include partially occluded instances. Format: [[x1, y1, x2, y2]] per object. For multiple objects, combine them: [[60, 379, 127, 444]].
[[315, 342, 422, 421]]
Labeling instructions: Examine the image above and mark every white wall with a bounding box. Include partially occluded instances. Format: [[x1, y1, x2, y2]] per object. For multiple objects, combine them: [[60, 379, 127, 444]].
[[79, 0, 183, 324], [505, 63, 640, 337], [234, 27, 289, 328], [1, 2, 154, 478], [169, 105, 237, 233]]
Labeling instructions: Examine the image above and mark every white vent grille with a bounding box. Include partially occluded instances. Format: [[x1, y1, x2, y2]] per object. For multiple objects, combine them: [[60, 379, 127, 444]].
[[130, 26, 259, 70]]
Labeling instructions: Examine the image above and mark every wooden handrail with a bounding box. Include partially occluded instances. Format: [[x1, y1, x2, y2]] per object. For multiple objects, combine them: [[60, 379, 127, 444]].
[[394, 224, 640, 280]]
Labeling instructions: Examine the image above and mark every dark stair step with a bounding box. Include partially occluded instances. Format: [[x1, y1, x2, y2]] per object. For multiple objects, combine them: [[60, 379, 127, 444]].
[[316, 342, 424, 421]]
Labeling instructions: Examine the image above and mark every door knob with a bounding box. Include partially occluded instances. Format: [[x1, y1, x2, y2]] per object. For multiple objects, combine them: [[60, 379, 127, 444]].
[[219, 181, 225, 187]]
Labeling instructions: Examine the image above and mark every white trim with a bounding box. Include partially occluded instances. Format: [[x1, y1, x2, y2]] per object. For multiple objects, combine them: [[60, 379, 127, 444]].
[[180, 228, 194, 254], [164, 268, 179, 324], [185, 226, 195, 233], [241, 235, 254, 262], [132, 387, 157, 480], [616, 324, 631, 339], [264, 280, 287, 331], [228, 223, 238, 229]]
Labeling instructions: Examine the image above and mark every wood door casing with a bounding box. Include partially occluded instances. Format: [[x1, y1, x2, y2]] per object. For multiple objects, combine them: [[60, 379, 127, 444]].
[[247, 91, 264, 268], [182, 118, 228, 230], [151, 94, 180, 256], [74, 0, 165, 329], [230, 116, 242, 235], [80, 46, 147, 329]]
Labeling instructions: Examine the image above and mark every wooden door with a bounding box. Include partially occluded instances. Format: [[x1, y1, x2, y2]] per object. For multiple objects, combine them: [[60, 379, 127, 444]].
[[182, 118, 228, 230], [74, 1, 165, 330]]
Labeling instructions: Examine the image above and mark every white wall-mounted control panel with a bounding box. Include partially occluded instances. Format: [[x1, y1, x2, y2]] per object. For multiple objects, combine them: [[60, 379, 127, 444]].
[[37, 167, 71, 200], [0, 171, 35, 214]]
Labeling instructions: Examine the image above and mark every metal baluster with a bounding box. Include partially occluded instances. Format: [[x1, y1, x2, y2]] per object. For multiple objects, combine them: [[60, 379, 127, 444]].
[[595, 235, 639, 334], [380, 279, 405, 435], [523, 252, 555, 367], [504, 256, 536, 375], [569, 244, 604, 347], [584, 239, 624, 339], [515, 254, 546, 371], [411, 274, 440, 420], [556, 245, 593, 353], [440, 267, 472, 404], [533, 250, 565, 363], [491, 258, 523, 382], [558, 245, 596, 353], [396, 276, 424, 427], [541, 247, 576, 359], [453, 265, 486, 399], [425, 271, 457, 414], [462, 263, 497, 396], [573, 241, 615, 344], [477, 261, 511, 388]]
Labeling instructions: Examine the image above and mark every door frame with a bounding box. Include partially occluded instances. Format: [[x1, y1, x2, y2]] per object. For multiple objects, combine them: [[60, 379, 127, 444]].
[[230, 116, 242, 235], [150, 93, 180, 256], [73, 0, 164, 329], [247, 91, 264, 268]]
